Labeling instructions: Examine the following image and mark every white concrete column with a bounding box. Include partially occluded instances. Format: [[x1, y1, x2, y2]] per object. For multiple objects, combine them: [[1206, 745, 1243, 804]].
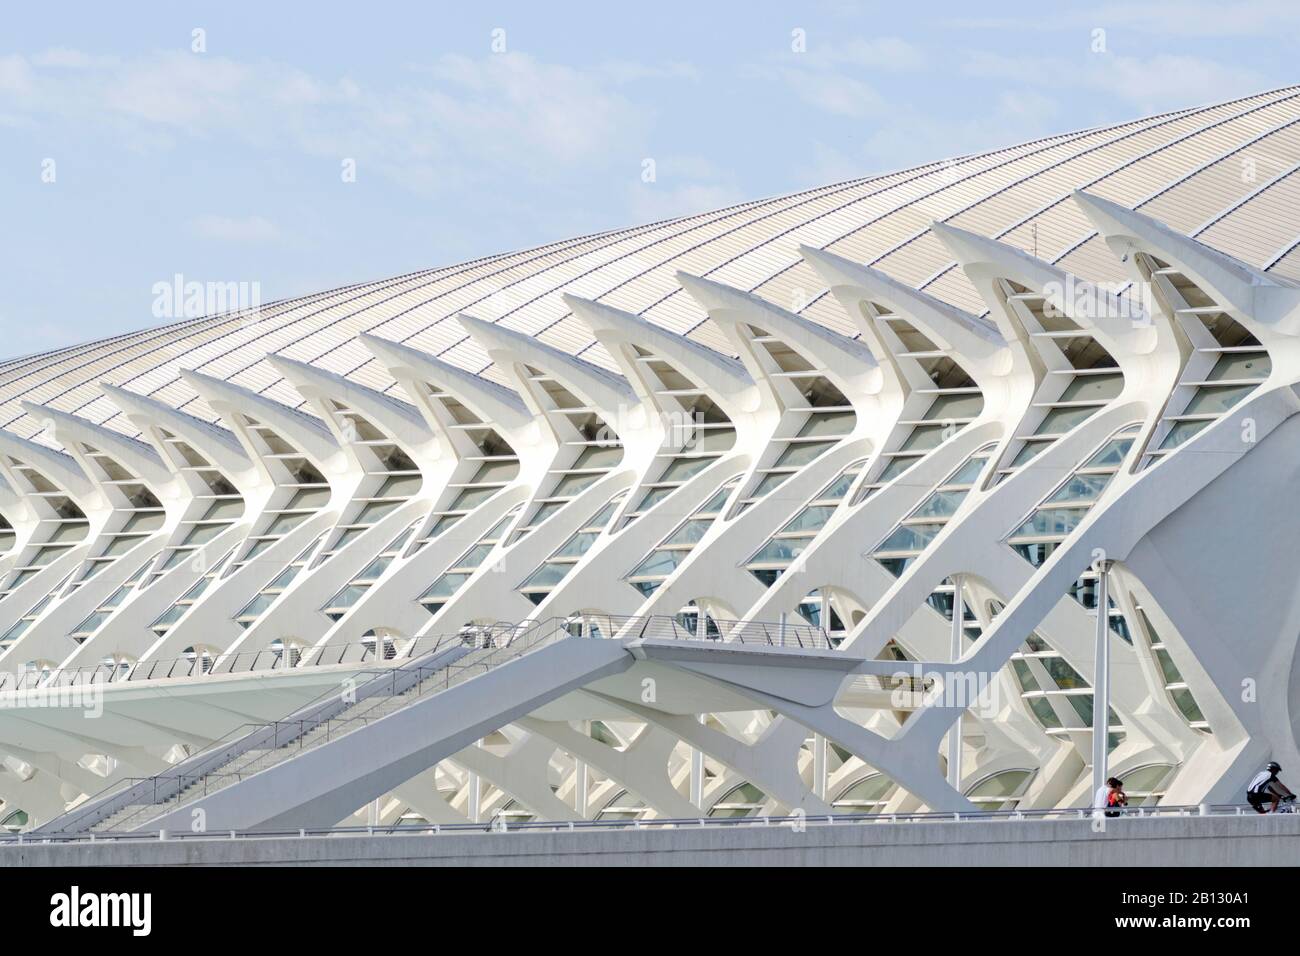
[[946, 575, 963, 790], [813, 734, 828, 799], [575, 720, 590, 817], [690, 714, 705, 808], [468, 771, 481, 824], [1091, 563, 1111, 797], [691, 606, 707, 809]]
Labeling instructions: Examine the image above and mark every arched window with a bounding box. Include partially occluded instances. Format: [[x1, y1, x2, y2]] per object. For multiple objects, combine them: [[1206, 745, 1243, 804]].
[[708, 782, 766, 818], [831, 774, 895, 814], [1118, 764, 1178, 807], [965, 769, 1034, 811], [595, 790, 647, 822]]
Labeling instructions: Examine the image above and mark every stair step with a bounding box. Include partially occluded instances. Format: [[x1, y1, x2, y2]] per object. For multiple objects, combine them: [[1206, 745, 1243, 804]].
[[62, 638, 552, 834]]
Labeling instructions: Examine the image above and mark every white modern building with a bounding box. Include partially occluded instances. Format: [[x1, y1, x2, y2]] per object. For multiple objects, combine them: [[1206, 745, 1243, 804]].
[[4, 88, 1300, 835]]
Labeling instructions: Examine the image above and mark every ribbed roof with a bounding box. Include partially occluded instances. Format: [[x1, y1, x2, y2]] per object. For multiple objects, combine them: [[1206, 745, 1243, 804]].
[[7, 86, 1300, 446]]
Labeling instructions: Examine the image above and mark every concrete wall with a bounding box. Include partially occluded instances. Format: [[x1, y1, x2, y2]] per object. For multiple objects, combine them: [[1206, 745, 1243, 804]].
[[4, 814, 1298, 866]]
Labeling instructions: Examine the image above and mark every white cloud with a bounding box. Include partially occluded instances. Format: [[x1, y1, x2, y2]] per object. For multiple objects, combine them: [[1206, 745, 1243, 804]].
[[746, 35, 921, 121], [627, 180, 747, 223], [599, 60, 700, 83], [963, 50, 1265, 113], [31, 48, 118, 69], [191, 215, 282, 243], [0, 55, 33, 95], [946, 1, 1300, 38], [820, 36, 926, 72], [845, 90, 1064, 175], [782, 68, 885, 117], [0, 48, 677, 206]]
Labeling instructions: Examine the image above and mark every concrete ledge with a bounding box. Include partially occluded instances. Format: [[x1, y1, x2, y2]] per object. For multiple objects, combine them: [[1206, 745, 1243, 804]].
[[3, 813, 1298, 866]]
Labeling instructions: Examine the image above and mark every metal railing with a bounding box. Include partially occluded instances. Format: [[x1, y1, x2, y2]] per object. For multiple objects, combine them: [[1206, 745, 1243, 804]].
[[1, 613, 839, 694], [3, 802, 1289, 846], [590, 613, 838, 650], [0, 621, 540, 691], [37, 616, 577, 835]]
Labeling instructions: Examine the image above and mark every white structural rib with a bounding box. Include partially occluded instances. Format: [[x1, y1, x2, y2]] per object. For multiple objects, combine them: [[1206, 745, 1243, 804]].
[[12, 91, 1300, 836]]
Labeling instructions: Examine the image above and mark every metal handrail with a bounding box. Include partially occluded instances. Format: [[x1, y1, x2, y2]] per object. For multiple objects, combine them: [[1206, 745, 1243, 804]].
[[583, 612, 837, 650], [1, 612, 838, 695], [4, 802, 1287, 846], [26, 611, 848, 834], [0, 622, 533, 692], [41, 617, 576, 834], [38, 624, 535, 833]]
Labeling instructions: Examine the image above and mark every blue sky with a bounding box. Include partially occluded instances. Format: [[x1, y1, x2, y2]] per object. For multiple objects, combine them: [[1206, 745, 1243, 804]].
[[2, 0, 1298, 357]]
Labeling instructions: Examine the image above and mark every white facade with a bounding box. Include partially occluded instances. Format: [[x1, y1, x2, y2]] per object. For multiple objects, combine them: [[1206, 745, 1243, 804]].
[[4, 89, 1300, 831]]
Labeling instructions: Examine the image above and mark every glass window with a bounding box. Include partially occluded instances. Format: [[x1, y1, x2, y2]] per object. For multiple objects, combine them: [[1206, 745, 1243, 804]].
[[520, 562, 569, 590], [924, 393, 983, 420], [285, 487, 330, 510], [634, 486, 675, 511], [182, 522, 227, 545], [1083, 435, 1136, 468], [1039, 656, 1088, 689], [262, 512, 308, 536], [818, 468, 861, 501], [798, 410, 856, 437], [421, 572, 469, 601], [1206, 352, 1269, 381], [1058, 372, 1124, 402], [1010, 508, 1084, 540], [122, 511, 169, 532], [1121, 764, 1177, 806], [353, 500, 399, 524], [751, 472, 791, 496], [237, 592, 275, 619], [1158, 419, 1210, 450], [450, 485, 500, 510], [100, 535, 144, 557], [1045, 473, 1112, 504], [965, 769, 1033, 810], [911, 489, 967, 520], [1169, 687, 1206, 724], [749, 538, 808, 565], [200, 499, 245, 521], [353, 555, 392, 582], [657, 457, 714, 483], [874, 523, 945, 555], [779, 506, 835, 535], [945, 457, 987, 487], [551, 532, 599, 559], [549, 472, 600, 497], [1010, 441, 1048, 467], [1182, 383, 1254, 416], [773, 441, 835, 468], [1034, 404, 1096, 435], [831, 775, 894, 814], [571, 445, 624, 469], [629, 551, 681, 580], [373, 474, 423, 498], [662, 519, 713, 547], [1011, 659, 1040, 692], [708, 783, 767, 818], [877, 456, 918, 481], [1026, 695, 1063, 729], [899, 425, 947, 452]]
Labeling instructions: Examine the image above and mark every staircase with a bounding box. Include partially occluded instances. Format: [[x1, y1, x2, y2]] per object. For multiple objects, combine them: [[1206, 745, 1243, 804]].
[[48, 618, 574, 835], [89, 657, 467, 831]]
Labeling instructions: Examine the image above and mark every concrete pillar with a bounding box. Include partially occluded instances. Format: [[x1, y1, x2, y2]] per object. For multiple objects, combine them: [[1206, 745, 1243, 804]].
[[946, 575, 964, 789], [1091, 563, 1111, 797]]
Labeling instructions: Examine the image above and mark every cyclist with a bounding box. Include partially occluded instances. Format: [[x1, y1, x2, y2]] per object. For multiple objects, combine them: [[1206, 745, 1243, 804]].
[[1246, 761, 1295, 813]]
